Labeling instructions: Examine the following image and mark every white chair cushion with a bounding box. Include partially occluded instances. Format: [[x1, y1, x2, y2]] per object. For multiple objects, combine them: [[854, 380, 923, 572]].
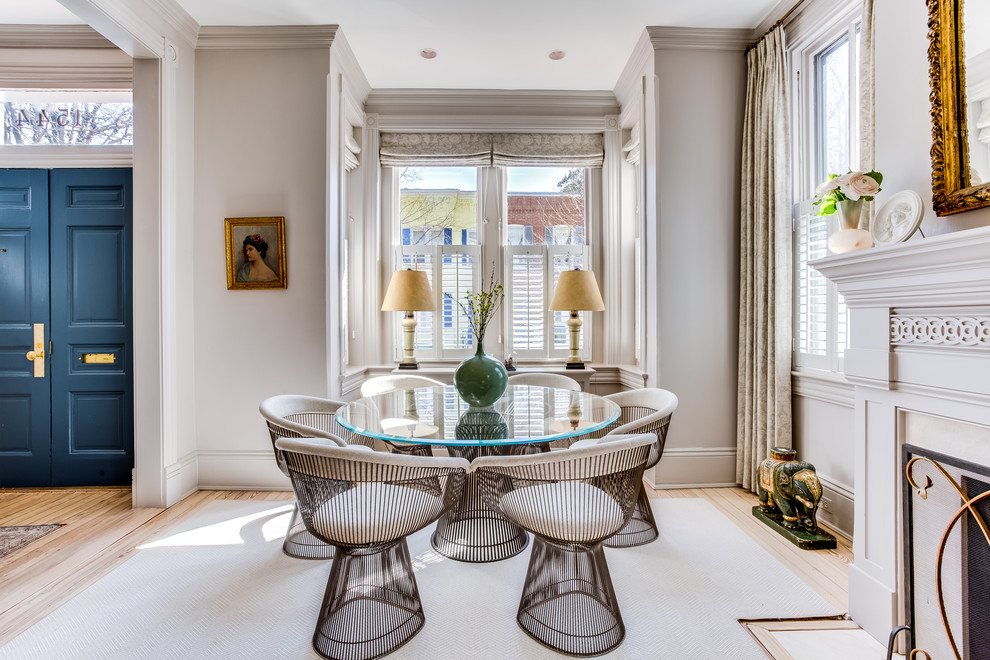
[[499, 481, 623, 543], [311, 482, 440, 545]]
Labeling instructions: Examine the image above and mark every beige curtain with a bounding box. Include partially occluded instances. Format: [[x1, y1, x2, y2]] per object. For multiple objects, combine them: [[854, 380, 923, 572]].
[[736, 27, 792, 492], [859, 0, 876, 224]]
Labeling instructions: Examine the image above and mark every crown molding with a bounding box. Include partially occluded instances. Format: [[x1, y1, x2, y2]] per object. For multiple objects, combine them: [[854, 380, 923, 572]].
[[373, 115, 611, 133], [329, 28, 371, 103], [148, 0, 199, 49], [366, 89, 618, 118], [613, 30, 652, 113], [197, 25, 339, 50], [0, 25, 117, 48], [646, 26, 751, 52]]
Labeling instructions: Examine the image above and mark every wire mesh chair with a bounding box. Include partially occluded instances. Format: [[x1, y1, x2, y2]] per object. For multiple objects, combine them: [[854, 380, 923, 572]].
[[260, 394, 372, 559], [570, 388, 678, 548], [276, 438, 469, 660], [360, 375, 445, 457], [473, 433, 654, 656]]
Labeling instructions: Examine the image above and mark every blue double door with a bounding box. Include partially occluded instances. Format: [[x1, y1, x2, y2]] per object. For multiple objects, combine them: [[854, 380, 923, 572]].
[[0, 169, 133, 486]]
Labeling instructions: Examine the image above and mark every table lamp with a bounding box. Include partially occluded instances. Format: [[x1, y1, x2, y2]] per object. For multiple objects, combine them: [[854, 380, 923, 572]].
[[382, 269, 434, 369], [549, 268, 604, 369]]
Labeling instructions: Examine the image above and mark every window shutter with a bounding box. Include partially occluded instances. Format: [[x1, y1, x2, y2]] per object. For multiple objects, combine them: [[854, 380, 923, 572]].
[[507, 247, 546, 352], [397, 250, 435, 354], [440, 247, 479, 351]]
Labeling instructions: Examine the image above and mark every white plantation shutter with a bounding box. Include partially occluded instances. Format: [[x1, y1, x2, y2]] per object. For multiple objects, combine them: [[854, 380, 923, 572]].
[[397, 245, 480, 360], [397, 251, 435, 353], [441, 247, 479, 352], [505, 245, 588, 358], [508, 248, 546, 352], [793, 204, 846, 371], [551, 249, 586, 352]]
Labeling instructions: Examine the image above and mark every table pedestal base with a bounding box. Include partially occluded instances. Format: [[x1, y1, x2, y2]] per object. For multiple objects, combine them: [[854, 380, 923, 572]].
[[431, 445, 530, 563]]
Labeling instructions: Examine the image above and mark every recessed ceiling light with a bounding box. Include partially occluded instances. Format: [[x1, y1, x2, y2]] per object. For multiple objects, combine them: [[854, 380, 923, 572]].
[[420, 49, 437, 59], [548, 50, 565, 61]]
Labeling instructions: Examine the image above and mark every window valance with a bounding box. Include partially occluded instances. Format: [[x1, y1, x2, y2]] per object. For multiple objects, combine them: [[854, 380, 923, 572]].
[[379, 132, 603, 168]]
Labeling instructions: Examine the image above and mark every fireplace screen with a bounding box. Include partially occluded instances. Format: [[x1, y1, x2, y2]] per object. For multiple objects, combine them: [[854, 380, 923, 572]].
[[903, 444, 990, 659]]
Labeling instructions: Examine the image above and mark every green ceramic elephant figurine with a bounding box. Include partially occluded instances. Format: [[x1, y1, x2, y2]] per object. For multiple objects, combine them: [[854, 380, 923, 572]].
[[757, 447, 823, 534]]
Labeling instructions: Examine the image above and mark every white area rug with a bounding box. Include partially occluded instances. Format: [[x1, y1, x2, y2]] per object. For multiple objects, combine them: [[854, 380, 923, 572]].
[[0, 498, 840, 659]]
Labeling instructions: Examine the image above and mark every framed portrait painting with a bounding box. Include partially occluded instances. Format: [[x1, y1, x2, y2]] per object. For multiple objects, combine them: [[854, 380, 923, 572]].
[[225, 217, 287, 290]]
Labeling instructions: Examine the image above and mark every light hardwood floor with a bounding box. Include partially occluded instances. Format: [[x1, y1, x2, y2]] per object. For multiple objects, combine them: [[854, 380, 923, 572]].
[[0, 485, 853, 648]]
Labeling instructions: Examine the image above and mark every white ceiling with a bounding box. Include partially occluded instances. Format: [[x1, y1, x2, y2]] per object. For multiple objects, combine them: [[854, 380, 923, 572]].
[[2, 0, 781, 90]]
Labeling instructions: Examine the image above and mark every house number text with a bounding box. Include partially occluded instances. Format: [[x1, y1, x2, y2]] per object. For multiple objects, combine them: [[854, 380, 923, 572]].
[[16, 108, 84, 128]]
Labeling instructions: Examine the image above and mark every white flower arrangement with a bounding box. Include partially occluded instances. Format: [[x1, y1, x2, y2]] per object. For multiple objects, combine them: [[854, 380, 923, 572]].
[[813, 170, 883, 216]]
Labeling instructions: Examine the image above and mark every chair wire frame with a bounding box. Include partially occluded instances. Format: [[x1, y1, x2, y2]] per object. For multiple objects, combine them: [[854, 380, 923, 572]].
[[261, 395, 373, 560], [279, 442, 467, 660], [474, 438, 652, 657], [602, 407, 673, 548]]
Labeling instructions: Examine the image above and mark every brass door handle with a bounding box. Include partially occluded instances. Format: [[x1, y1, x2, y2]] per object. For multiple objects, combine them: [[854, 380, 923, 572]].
[[27, 323, 45, 377]]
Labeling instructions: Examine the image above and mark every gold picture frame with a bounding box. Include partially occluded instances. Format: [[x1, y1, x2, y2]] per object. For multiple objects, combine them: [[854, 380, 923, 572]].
[[224, 216, 287, 289], [928, 0, 990, 216]]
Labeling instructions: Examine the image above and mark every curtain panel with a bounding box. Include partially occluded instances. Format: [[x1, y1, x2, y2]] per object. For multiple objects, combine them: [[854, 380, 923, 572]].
[[379, 132, 603, 168], [736, 26, 792, 492]]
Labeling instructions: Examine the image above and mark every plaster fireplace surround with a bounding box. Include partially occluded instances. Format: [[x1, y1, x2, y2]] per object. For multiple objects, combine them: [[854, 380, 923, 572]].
[[813, 225, 990, 650]]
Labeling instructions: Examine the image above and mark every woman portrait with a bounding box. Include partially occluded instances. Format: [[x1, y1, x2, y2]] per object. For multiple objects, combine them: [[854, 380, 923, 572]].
[[237, 233, 278, 282], [225, 217, 287, 289]]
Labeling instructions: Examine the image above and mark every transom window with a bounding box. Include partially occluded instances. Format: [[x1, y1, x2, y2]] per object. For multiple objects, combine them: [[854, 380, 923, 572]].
[[1, 90, 133, 146]]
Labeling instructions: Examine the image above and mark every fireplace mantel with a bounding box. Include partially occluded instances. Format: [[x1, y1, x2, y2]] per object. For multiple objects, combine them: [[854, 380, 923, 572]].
[[812, 225, 990, 644]]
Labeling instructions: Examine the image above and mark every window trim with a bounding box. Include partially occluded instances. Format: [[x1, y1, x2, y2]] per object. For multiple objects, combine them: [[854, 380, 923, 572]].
[[789, 6, 861, 375]]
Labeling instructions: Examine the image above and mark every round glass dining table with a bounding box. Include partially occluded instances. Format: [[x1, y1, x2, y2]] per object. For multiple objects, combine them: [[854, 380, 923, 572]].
[[336, 384, 621, 562]]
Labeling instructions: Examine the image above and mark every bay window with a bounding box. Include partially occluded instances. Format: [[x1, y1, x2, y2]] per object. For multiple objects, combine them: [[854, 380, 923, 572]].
[[389, 156, 597, 364]]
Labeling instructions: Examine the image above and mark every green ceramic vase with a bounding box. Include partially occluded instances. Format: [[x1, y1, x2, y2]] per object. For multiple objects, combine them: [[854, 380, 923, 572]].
[[454, 341, 508, 408]]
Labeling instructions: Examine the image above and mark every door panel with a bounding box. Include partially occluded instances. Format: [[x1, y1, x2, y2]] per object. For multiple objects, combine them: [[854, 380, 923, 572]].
[[50, 169, 133, 486], [0, 170, 51, 485]]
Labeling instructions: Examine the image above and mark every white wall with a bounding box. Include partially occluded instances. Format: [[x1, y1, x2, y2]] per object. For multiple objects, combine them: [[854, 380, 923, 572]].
[[616, 29, 747, 487], [193, 48, 330, 488]]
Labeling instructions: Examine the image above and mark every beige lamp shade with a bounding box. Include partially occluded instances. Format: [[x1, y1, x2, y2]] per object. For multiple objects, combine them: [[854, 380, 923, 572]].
[[381, 269, 435, 311], [549, 269, 604, 311]]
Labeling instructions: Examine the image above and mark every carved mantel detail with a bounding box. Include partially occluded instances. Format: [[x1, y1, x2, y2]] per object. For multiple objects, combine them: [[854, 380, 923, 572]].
[[891, 314, 990, 349]]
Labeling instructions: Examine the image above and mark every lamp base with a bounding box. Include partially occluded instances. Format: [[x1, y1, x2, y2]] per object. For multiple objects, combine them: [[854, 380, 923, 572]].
[[565, 361, 586, 370], [397, 361, 420, 370]]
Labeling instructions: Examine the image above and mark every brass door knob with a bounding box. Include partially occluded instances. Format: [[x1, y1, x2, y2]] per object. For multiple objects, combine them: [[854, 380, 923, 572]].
[[26, 350, 44, 361]]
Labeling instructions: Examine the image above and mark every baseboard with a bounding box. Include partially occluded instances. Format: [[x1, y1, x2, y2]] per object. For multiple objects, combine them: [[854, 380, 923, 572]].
[[816, 474, 854, 540], [164, 451, 198, 506], [649, 446, 737, 488], [196, 450, 290, 490]]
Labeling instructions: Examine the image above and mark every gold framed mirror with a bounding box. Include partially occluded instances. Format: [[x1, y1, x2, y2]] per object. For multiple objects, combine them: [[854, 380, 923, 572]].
[[928, 0, 990, 216]]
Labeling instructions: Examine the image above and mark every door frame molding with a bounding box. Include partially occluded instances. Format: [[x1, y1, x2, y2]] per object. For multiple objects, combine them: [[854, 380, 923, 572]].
[[43, 0, 200, 507]]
